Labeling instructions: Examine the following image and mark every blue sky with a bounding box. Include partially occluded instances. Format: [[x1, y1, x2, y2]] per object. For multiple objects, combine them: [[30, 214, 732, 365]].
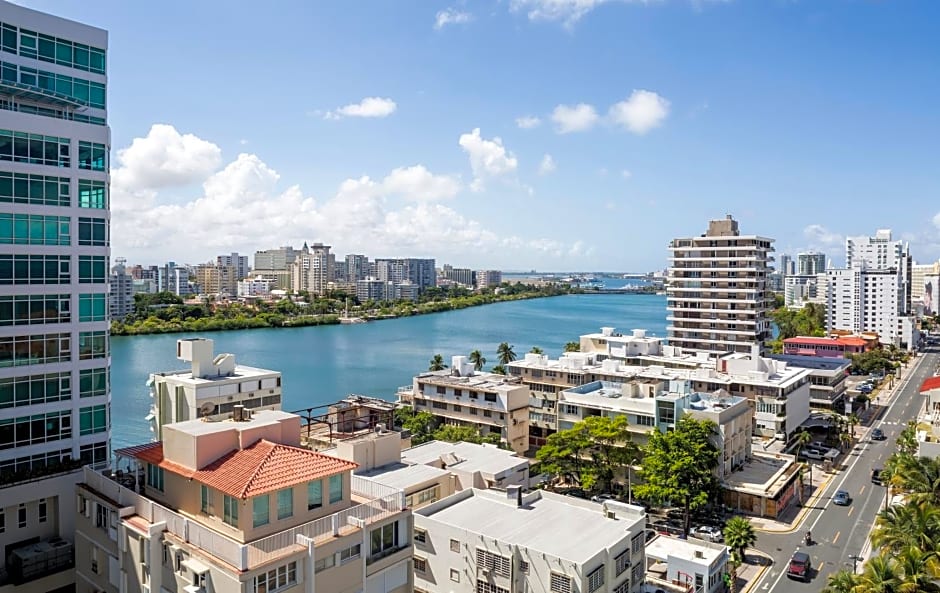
[[19, 0, 940, 271]]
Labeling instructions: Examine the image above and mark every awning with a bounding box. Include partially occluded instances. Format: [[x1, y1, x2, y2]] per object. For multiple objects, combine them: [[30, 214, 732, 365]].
[[182, 557, 210, 575], [0, 81, 84, 108]]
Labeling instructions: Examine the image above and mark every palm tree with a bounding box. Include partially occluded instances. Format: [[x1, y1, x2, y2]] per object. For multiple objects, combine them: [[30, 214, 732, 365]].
[[491, 364, 507, 375], [895, 545, 940, 592], [846, 413, 860, 441], [564, 341, 580, 352], [854, 555, 902, 593], [529, 346, 544, 354], [822, 569, 858, 593], [496, 342, 517, 365], [468, 350, 486, 371], [428, 354, 447, 371], [795, 429, 813, 459], [894, 456, 940, 504], [872, 500, 940, 555], [839, 431, 853, 453], [722, 516, 756, 564]]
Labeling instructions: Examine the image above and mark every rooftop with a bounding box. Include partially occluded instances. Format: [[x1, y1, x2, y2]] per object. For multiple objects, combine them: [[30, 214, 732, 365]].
[[151, 363, 280, 385], [921, 376, 940, 393], [415, 370, 524, 391], [722, 451, 799, 496], [769, 354, 851, 371], [783, 336, 867, 347], [116, 439, 358, 499], [645, 534, 727, 566], [357, 462, 451, 492], [403, 440, 528, 477], [417, 488, 644, 564]]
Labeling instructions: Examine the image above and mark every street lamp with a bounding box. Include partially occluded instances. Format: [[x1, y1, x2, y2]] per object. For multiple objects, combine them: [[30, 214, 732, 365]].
[[848, 554, 862, 574], [628, 458, 638, 505]]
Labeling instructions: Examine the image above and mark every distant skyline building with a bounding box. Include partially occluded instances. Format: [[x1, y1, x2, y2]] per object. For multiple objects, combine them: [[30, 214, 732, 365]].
[[667, 215, 775, 355], [253, 245, 298, 271], [345, 253, 369, 282], [291, 242, 334, 295], [217, 251, 249, 280], [374, 257, 436, 292], [476, 269, 502, 289], [796, 251, 827, 276], [778, 254, 794, 277], [845, 228, 912, 314], [912, 261, 940, 315], [0, 2, 110, 589], [110, 257, 134, 320]]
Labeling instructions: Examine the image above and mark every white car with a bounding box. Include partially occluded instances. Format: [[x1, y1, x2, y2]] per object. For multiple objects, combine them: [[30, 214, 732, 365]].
[[693, 525, 723, 542]]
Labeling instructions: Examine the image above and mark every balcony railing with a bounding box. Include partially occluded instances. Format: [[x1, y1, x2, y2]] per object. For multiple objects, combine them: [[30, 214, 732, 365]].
[[82, 465, 404, 572]]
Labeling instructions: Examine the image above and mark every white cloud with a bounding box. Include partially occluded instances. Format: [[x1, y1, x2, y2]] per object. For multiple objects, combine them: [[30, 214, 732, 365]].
[[933, 211, 940, 230], [435, 7, 473, 29], [516, 115, 542, 129], [324, 97, 397, 120], [803, 224, 843, 247], [608, 90, 670, 134], [458, 128, 519, 191], [111, 124, 222, 191], [510, 0, 613, 26], [551, 103, 599, 133], [381, 165, 461, 201], [621, 169, 632, 179], [538, 154, 557, 175]]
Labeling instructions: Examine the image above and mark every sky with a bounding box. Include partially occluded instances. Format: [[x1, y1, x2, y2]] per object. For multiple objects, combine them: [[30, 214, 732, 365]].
[[15, 0, 940, 271]]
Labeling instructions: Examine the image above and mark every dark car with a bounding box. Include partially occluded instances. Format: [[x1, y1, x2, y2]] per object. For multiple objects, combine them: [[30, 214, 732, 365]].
[[833, 490, 852, 506], [859, 384, 874, 394], [872, 428, 886, 441], [787, 551, 812, 582], [872, 468, 883, 484]]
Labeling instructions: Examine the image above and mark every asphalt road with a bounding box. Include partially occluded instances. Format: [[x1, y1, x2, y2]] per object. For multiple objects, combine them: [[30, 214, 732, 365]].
[[754, 346, 940, 592]]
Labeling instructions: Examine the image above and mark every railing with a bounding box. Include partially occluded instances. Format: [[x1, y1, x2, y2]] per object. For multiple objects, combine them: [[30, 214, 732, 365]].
[[352, 475, 404, 502]]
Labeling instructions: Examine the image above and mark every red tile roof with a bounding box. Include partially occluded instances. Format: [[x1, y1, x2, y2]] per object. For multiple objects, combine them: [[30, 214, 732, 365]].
[[783, 336, 868, 347], [115, 440, 359, 499], [921, 376, 940, 393], [838, 338, 867, 347]]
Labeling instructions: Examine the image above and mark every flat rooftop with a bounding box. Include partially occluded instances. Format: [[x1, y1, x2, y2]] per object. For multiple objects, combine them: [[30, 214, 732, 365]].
[[152, 364, 280, 385], [357, 462, 450, 492], [418, 489, 644, 564], [166, 409, 297, 437], [722, 452, 798, 496], [769, 354, 851, 372], [403, 441, 528, 477], [646, 534, 726, 566], [415, 370, 523, 391]]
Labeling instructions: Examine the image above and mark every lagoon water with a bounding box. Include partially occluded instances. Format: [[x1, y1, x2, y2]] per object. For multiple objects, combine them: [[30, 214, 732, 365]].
[[110, 293, 667, 448]]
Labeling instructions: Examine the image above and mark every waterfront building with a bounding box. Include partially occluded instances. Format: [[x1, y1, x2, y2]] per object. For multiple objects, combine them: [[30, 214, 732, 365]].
[[476, 269, 502, 290], [375, 258, 436, 293], [667, 215, 775, 355], [76, 410, 413, 593], [645, 535, 729, 593], [413, 487, 647, 593], [796, 251, 827, 276], [217, 251, 249, 280], [345, 254, 370, 282], [396, 357, 530, 454], [769, 354, 850, 412], [156, 261, 194, 296], [110, 257, 134, 320], [148, 338, 282, 440], [912, 260, 940, 315], [237, 276, 275, 298], [443, 267, 474, 287], [357, 277, 391, 302], [291, 242, 335, 296], [0, 2, 110, 590], [253, 245, 298, 272], [194, 261, 237, 296]]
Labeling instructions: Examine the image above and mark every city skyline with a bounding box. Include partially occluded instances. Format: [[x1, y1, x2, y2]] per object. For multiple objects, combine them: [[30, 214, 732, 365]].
[[18, 0, 940, 269]]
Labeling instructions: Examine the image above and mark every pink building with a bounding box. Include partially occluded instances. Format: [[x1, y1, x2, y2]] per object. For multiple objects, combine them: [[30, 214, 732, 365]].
[[783, 336, 873, 358]]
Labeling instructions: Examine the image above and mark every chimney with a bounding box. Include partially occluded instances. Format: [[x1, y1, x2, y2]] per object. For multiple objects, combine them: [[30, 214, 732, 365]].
[[506, 485, 522, 507], [695, 550, 704, 559]]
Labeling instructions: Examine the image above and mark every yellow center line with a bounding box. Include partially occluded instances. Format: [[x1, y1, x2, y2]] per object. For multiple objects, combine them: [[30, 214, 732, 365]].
[[860, 485, 866, 495], [833, 531, 841, 544], [848, 507, 855, 517]]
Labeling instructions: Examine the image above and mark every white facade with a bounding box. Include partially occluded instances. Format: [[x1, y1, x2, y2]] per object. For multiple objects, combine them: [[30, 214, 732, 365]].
[[237, 276, 275, 297], [827, 266, 916, 347], [845, 228, 912, 314], [110, 257, 134, 320], [0, 2, 110, 589], [476, 269, 502, 289], [217, 251, 249, 280], [645, 536, 729, 593], [784, 274, 827, 309], [415, 488, 647, 593], [291, 242, 334, 295], [912, 261, 940, 315]]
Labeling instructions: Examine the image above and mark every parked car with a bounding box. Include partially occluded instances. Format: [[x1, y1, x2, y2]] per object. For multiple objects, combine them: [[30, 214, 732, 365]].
[[858, 384, 874, 394], [871, 428, 886, 441], [693, 525, 724, 543], [801, 449, 825, 461], [872, 468, 883, 484], [787, 551, 812, 582], [833, 490, 852, 506], [591, 493, 615, 503]]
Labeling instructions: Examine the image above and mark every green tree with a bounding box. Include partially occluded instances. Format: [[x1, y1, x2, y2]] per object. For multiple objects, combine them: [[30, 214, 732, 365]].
[[794, 429, 813, 460], [822, 569, 858, 593], [895, 545, 940, 592], [491, 364, 507, 375], [854, 555, 902, 593], [722, 516, 756, 564], [468, 349, 486, 371], [564, 341, 580, 352], [496, 342, 517, 365], [896, 422, 918, 456], [428, 354, 448, 371], [892, 456, 940, 504], [529, 346, 544, 354], [871, 500, 940, 556], [634, 416, 720, 537], [394, 408, 437, 445], [845, 413, 860, 441], [581, 416, 639, 492], [536, 423, 594, 488], [433, 424, 500, 446]]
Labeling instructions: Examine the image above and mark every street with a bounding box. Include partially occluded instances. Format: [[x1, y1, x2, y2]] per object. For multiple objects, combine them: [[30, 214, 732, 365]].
[[752, 346, 940, 592]]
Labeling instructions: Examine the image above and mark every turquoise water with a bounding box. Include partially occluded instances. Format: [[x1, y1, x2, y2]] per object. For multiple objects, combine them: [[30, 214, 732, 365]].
[[110, 293, 667, 448]]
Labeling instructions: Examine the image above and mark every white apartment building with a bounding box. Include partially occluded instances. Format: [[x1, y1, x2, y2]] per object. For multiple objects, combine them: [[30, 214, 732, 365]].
[[397, 357, 530, 454], [667, 215, 775, 355], [414, 488, 648, 593], [912, 261, 940, 315], [291, 242, 334, 296], [476, 270, 502, 290], [76, 410, 413, 593], [845, 228, 913, 314], [148, 338, 282, 440], [645, 535, 729, 593], [217, 251, 249, 280], [110, 257, 134, 320], [254, 245, 299, 271], [237, 276, 275, 298], [827, 265, 917, 348], [0, 2, 109, 590], [784, 274, 827, 309]]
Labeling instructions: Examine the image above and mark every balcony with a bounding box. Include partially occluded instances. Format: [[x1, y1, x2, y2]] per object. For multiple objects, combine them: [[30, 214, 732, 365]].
[[81, 466, 404, 571]]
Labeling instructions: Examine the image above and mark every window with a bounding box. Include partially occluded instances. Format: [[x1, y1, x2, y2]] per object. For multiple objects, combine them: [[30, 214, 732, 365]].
[[78, 179, 107, 209], [17, 503, 26, 528], [339, 544, 360, 564], [307, 480, 322, 509], [79, 255, 107, 283], [78, 141, 107, 171], [550, 573, 572, 593], [253, 494, 269, 527], [476, 582, 509, 593], [560, 404, 579, 415], [587, 566, 605, 593], [79, 330, 107, 359], [631, 563, 643, 583], [0, 213, 70, 245], [615, 550, 630, 576], [635, 414, 655, 427], [91, 545, 99, 574], [79, 404, 107, 435], [631, 533, 644, 554], [0, 333, 70, 367], [0, 371, 71, 407], [77, 217, 107, 246], [370, 522, 399, 557], [222, 495, 238, 527], [329, 474, 343, 504], [414, 557, 427, 573], [146, 464, 164, 491], [276, 488, 292, 520], [0, 172, 69, 206], [613, 582, 630, 593], [79, 293, 107, 322], [450, 538, 460, 553], [484, 393, 497, 403], [79, 367, 107, 398], [0, 129, 70, 167], [476, 549, 510, 578], [200, 485, 211, 514], [314, 555, 334, 573], [0, 254, 71, 285], [254, 561, 297, 593], [451, 568, 460, 582]]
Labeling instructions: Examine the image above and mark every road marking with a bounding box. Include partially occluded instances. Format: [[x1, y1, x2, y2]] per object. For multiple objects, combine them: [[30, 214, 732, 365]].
[[833, 531, 841, 544], [848, 507, 855, 517], [860, 485, 866, 495]]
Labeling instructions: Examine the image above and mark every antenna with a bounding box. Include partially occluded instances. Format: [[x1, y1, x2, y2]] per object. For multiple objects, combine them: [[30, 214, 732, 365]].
[[199, 401, 216, 420]]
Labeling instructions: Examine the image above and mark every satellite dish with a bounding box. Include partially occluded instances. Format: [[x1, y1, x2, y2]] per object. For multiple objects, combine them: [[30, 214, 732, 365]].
[[199, 401, 217, 419]]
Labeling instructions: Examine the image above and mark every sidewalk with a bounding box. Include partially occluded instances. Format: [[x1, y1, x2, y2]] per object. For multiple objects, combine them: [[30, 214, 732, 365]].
[[737, 549, 774, 593], [750, 470, 832, 533]]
